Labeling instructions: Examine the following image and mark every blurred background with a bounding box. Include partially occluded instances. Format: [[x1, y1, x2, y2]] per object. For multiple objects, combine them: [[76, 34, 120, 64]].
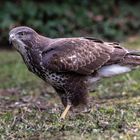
[[0, 0, 140, 47], [1, 1, 140, 139]]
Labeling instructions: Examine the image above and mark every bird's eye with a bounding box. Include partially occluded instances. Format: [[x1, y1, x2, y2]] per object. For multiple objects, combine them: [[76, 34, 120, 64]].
[[19, 32, 25, 36]]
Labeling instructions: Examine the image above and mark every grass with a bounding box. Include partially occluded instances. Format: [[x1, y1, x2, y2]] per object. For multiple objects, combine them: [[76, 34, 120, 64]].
[[0, 51, 41, 89], [1, 38, 140, 139]]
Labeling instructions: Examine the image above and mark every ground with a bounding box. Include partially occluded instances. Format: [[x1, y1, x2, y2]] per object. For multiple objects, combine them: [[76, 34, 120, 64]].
[[0, 37, 140, 140]]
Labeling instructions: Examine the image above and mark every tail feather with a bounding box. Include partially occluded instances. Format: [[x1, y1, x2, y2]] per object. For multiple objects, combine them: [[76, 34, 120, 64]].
[[127, 50, 140, 56], [122, 50, 140, 66]]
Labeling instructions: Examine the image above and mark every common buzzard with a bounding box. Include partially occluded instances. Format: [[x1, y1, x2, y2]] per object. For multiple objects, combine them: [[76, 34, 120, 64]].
[[9, 26, 140, 119]]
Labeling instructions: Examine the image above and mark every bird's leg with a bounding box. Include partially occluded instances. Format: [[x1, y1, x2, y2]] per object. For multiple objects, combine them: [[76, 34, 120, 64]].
[[60, 104, 71, 119]]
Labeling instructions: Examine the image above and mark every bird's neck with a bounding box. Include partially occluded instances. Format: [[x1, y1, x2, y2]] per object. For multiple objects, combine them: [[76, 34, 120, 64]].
[[36, 35, 52, 51]]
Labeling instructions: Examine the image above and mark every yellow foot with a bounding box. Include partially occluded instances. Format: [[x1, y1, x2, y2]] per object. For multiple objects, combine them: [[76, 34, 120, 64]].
[[60, 104, 71, 119]]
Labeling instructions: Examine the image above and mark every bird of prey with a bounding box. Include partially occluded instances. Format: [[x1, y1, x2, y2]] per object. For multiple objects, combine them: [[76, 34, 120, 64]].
[[9, 26, 140, 119]]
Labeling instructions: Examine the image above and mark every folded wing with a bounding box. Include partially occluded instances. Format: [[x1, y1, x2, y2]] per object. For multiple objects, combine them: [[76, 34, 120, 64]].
[[42, 37, 127, 75]]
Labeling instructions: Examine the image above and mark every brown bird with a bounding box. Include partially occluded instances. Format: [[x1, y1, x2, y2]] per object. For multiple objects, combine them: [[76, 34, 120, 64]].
[[9, 26, 140, 119]]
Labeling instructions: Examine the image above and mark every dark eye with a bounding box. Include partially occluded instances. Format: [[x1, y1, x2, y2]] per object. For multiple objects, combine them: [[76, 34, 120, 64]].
[[18, 32, 25, 36]]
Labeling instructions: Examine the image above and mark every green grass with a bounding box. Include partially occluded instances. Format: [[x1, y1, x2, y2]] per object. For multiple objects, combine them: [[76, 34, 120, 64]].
[[0, 51, 41, 89], [1, 38, 140, 139]]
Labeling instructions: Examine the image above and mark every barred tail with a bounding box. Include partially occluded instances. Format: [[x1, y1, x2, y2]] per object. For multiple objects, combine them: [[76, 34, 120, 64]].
[[122, 51, 140, 66]]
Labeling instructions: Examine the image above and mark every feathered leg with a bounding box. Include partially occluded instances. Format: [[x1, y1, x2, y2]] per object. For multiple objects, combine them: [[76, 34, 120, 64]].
[[55, 88, 71, 119]]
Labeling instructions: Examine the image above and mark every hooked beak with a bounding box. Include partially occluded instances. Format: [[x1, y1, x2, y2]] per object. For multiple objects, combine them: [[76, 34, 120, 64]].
[[9, 39, 12, 47], [9, 34, 15, 47]]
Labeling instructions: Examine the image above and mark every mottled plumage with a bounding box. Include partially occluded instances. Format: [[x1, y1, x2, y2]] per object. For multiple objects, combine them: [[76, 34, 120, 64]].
[[9, 26, 140, 118]]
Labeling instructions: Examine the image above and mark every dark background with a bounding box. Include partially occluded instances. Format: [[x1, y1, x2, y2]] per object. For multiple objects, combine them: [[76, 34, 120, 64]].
[[0, 0, 140, 47]]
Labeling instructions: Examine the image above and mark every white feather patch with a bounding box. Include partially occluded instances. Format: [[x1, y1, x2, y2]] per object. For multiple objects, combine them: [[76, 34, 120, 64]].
[[98, 64, 131, 77]]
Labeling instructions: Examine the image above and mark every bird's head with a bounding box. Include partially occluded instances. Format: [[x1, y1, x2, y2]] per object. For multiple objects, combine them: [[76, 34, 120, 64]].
[[9, 26, 38, 53]]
